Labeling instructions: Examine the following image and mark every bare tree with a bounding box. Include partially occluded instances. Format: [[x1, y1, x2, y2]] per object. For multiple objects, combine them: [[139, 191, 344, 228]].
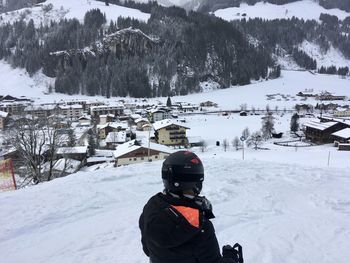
[[5, 117, 65, 185], [261, 113, 275, 139], [232, 136, 241, 150], [199, 140, 207, 153], [242, 127, 250, 140], [247, 131, 263, 150], [222, 139, 229, 152]]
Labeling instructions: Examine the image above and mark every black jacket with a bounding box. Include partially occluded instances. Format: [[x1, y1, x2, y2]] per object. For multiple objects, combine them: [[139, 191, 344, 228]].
[[139, 192, 222, 263]]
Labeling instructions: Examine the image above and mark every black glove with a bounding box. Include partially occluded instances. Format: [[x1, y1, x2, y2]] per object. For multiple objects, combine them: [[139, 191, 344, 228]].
[[221, 244, 244, 263]]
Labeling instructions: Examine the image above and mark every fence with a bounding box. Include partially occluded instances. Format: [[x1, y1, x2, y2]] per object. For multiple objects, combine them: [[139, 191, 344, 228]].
[[0, 159, 16, 192]]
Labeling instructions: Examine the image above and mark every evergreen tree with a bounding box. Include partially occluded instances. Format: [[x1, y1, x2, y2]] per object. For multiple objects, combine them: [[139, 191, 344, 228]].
[[290, 113, 300, 133]]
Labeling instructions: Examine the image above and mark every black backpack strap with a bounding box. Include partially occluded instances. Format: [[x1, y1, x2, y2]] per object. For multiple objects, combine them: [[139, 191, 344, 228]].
[[232, 243, 243, 263]]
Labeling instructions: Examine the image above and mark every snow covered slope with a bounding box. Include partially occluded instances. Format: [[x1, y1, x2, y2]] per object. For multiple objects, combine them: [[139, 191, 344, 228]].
[[0, 0, 150, 27], [214, 0, 350, 22], [1, 150, 350, 263], [300, 40, 350, 68]]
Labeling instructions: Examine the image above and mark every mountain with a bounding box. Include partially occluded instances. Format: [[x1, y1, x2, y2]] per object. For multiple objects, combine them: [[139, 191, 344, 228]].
[[0, 0, 349, 98]]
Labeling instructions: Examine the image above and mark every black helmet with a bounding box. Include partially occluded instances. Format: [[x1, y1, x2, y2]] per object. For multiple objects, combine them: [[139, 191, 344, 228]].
[[162, 151, 204, 195]]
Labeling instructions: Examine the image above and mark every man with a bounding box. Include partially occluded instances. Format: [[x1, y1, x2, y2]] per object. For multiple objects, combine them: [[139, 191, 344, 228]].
[[139, 150, 243, 263]]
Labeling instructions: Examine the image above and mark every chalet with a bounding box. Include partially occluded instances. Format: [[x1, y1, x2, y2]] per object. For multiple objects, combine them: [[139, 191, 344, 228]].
[[0, 110, 8, 130], [41, 158, 81, 178], [86, 150, 114, 167], [153, 119, 190, 146], [56, 146, 88, 162], [113, 140, 171, 167], [97, 122, 128, 139], [78, 115, 91, 126], [240, 111, 248, 116], [316, 93, 346, 101], [332, 128, 350, 143], [303, 120, 348, 144], [105, 131, 128, 149], [135, 118, 150, 131], [200, 101, 218, 107]]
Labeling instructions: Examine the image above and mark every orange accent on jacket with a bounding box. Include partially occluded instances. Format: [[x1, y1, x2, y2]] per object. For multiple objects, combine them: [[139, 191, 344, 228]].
[[171, 205, 200, 228]]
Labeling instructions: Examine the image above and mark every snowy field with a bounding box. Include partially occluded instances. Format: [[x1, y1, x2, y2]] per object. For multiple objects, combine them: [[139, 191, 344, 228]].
[[1, 146, 350, 263], [214, 0, 350, 22], [0, 0, 150, 27]]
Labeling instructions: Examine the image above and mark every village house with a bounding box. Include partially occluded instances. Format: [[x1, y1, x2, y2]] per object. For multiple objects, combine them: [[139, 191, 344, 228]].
[[24, 104, 58, 119], [97, 122, 128, 140], [135, 118, 150, 131], [303, 120, 349, 144], [56, 146, 88, 162], [0, 110, 8, 130], [90, 104, 124, 119], [113, 140, 171, 167], [78, 115, 91, 126], [333, 107, 350, 117], [0, 101, 28, 116], [332, 128, 350, 144], [105, 131, 128, 149], [153, 119, 190, 146], [99, 114, 115, 125], [41, 158, 81, 178], [148, 108, 171, 123], [200, 101, 218, 107], [58, 104, 84, 120]]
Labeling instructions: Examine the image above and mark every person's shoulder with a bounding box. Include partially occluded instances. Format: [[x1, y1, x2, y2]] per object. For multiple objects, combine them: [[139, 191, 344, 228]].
[[143, 192, 168, 210]]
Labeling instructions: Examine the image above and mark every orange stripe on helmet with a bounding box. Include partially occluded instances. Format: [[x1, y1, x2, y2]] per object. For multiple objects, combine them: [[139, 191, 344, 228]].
[[171, 205, 200, 228]]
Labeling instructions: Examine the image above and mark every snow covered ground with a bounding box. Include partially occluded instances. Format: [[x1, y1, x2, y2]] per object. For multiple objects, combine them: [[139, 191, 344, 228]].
[[0, 0, 150, 27], [1, 59, 349, 110], [214, 0, 350, 22], [1, 146, 350, 263]]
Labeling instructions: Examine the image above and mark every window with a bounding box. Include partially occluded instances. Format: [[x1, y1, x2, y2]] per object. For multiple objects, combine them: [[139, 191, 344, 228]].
[[134, 158, 137, 161], [129, 158, 132, 161], [141, 157, 144, 160], [155, 156, 158, 159]]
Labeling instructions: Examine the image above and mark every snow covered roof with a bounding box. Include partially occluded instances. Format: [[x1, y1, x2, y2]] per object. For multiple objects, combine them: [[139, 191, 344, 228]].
[[59, 104, 83, 110], [100, 114, 115, 118], [57, 146, 88, 155], [134, 118, 149, 124], [304, 121, 338, 131], [332, 128, 350, 139], [105, 131, 127, 143], [0, 110, 8, 118], [79, 115, 91, 120], [113, 140, 171, 159], [97, 122, 128, 130], [153, 119, 189, 131], [130, 114, 142, 120], [42, 158, 81, 174]]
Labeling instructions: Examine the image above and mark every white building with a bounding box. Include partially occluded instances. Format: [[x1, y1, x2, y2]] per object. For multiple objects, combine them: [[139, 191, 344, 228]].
[[59, 105, 84, 120], [113, 140, 171, 166]]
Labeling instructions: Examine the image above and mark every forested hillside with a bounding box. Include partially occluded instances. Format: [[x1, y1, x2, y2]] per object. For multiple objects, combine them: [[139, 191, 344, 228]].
[[0, 3, 274, 97], [0, 0, 349, 98]]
